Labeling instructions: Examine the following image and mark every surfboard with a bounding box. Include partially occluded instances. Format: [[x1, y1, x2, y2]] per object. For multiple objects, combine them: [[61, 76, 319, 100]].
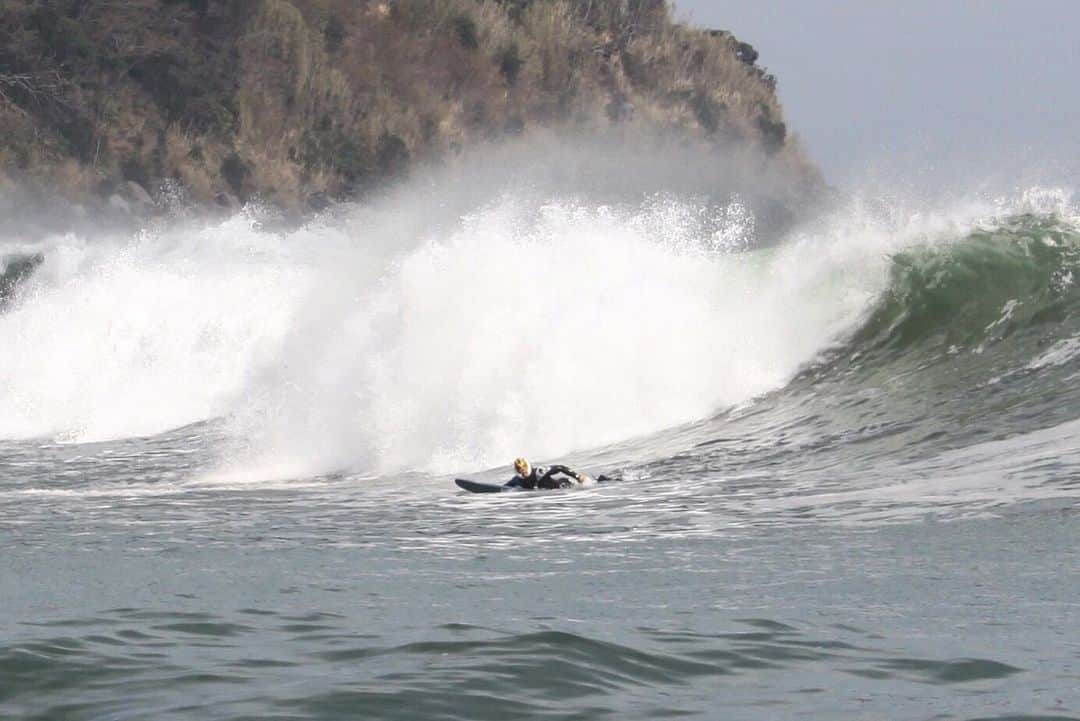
[[455, 478, 514, 493], [454, 476, 614, 493]]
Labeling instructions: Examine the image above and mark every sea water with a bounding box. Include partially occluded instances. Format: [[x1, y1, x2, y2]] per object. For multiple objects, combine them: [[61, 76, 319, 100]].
[[1, 174, 1077, 720]]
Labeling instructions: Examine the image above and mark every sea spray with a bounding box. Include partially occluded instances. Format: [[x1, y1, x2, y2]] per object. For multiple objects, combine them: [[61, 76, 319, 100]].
[[216, 193, 902, 480], [0, 214, 312, 441]]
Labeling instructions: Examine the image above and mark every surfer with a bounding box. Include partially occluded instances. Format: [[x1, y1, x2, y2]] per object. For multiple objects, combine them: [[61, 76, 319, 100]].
[[506, 457, 587, 490], [453, 459, 611, 493]]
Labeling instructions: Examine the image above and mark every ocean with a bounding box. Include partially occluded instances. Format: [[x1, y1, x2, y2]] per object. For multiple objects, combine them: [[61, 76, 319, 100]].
[[1, 176, 1078, 720]]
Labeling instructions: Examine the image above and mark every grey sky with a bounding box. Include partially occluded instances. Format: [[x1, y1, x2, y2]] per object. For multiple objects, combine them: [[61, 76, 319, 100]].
[[674, 1, 1080, 186]]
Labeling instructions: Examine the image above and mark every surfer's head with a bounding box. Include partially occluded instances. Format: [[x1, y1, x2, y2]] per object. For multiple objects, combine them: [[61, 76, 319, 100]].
[[513, 458, 531, 477]]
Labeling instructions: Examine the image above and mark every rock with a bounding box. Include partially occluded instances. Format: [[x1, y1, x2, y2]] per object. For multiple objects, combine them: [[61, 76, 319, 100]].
[[307, 191, 332, 212], [123, 180, 154, 207], [215, 192, 241, 211], [0, 252, 44, 308]]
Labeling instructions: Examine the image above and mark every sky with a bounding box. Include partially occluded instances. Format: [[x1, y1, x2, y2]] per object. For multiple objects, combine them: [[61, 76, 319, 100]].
[[674, 1, 1080, 187]]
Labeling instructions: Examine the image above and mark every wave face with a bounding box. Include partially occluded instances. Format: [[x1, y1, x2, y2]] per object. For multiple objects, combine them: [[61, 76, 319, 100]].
[[699, 196, 1080, 523], [849, 212, 1080, 361]]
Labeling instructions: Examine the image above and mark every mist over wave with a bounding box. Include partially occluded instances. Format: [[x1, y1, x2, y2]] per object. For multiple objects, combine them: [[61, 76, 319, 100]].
[[1, 143, 1077, 483]]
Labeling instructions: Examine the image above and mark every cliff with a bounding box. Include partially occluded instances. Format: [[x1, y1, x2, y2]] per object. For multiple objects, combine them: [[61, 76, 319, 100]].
[[0, 0, 818, 211]]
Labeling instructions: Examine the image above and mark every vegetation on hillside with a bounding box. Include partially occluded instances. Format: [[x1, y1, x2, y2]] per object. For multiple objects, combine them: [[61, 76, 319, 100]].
[[0, 0, 816, 211]]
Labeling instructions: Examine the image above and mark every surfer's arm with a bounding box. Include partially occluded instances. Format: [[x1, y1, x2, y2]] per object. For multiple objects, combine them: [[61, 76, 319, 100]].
[[542, 465, 581, 483], [503, 477, 524, 488]]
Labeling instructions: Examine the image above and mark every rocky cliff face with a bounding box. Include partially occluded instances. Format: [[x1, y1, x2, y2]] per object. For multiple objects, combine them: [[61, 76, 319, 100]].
[[0, 0, 818, 211]]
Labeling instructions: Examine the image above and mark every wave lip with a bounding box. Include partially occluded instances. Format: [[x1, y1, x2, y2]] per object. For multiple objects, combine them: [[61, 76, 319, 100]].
[[845, 213, 1080, 363]]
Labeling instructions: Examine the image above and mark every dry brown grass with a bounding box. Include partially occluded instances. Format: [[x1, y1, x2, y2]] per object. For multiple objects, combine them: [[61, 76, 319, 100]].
[[0, 0, 814, 209]]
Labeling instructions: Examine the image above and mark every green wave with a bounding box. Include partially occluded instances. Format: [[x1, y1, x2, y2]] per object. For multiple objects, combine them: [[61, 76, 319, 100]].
[[851, 213, 1080, 359]]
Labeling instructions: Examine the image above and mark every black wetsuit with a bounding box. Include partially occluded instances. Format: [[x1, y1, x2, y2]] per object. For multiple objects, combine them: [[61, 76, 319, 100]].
[[505, 465, 580, 490]]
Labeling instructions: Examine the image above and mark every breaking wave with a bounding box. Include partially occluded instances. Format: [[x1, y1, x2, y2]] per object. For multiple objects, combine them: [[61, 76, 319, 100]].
[[1, 181, 1077, 482]]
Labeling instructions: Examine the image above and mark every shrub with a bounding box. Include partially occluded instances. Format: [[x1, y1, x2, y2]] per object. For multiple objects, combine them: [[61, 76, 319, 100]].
[[523, 1, 584, 93], [120, 157, 151, 187], [503, 115, 525, 134], [620, 48, 648, 87], [324, 14, 347, 53], [756, 110, 786, 153], [221, 152, 251, 196], [467, 99, 488, 129], [336, 136, 370, 184], [375, 133, 409, 177], [57, 114, 97, 162], [496, 43, 524, 85], [691, 92, 726, 136], [297, 125, 372, 186], [128, 49, 239, 135], [13, 141, 31, 170], [734, 40, 758, 66], [451, 13, 479, 50], [498, 0, 534, 24], [29, 8, 100, 66]]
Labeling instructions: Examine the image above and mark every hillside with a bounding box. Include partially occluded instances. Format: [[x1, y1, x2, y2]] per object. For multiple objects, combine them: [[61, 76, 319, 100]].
[[0, 0, 818, 212]]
